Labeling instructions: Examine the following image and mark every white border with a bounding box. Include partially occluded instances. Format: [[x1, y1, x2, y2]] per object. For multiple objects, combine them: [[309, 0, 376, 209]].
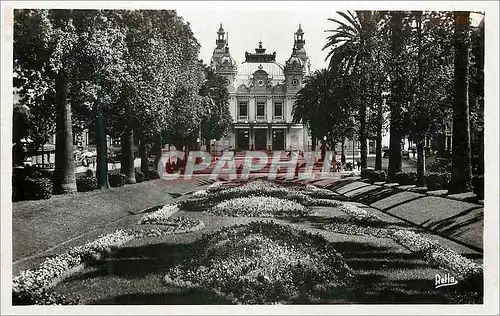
[[1, 1, 499, 315]]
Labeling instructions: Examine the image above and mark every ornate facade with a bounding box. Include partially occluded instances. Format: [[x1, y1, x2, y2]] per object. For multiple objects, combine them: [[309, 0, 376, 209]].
[[211, 24, 311, 152]]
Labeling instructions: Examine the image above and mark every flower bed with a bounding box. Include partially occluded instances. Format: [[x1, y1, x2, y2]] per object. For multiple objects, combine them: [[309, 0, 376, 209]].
[[325, 201, 483, 288], [391, 230, 483, 280], [140, 204, 180, 224], [13, 219, 205, 305], [206, 196, 313, 218], [303, 184, 339, 199], [181, 180, 341, 212], [335, 202, 384, 225], [163, 221, 356, 304]]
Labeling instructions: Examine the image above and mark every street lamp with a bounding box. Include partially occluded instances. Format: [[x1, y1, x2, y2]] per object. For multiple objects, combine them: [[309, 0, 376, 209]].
[[345, 126, 356, 170]]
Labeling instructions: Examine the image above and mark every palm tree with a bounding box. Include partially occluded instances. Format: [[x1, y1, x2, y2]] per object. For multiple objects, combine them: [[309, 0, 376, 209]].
[[323, 11, 384, 170], [449, 11, 473, 193], [292, 69, 334, 151], [387, 11, 405, 181]]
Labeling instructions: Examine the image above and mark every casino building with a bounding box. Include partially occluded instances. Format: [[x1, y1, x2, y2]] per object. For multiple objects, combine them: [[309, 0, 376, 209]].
[[210, 24, 311, 152]]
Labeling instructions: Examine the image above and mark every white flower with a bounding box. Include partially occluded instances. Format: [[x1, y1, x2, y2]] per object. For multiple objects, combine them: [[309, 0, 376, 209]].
[[140, 204, 179, 224]]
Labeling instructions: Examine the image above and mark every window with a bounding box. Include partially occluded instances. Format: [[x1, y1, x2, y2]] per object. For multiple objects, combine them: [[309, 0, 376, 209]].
[[256, 102, 266, 119], [274, 102, 283, 119], [292, 79, 298, 86], [238, 101, 248, 119]]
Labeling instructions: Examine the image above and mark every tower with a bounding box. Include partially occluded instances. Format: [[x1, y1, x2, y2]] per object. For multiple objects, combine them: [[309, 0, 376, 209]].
[[211, 24, 237, 91], [211, 24, 227, 70], [293, 24, 311, 75], [284, 46, 304, 93]]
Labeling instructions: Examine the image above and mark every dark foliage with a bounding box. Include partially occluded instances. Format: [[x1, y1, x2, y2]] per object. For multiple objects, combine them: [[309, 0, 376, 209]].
[[425, 172, 451, 190], [395, 172, 417, 185], [108, 173, 127, 187], [361, 169, 387, 183], [76, 175, 99, 192], [135, 170, 145, 183]]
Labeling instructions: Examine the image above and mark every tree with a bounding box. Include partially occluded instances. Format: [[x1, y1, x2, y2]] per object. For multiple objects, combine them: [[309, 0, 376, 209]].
[[71, 9, 128, 189], [324, 11, 384, 169], [199, 65, 232, 154], [14, 9, 80, 194], [403, 11, 454, 186], [13, 10, 58, 165], [449, 11, 473, 193], [387, 11, 405, 181]]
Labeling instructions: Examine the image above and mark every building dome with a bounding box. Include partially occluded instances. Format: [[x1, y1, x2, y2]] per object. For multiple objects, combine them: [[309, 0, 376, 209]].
[[220, 54, 236, 67], [238, 62, 284, 77], [286, 47, 303, 68]]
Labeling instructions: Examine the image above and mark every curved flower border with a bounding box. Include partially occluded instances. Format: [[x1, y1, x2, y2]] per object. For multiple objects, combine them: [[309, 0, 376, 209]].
[[13, 217, 205, 305], [206, 196, 313, 218], [140, 203, 180, 224], [182, 180, 343, 212], [327, 202, 483, 281]]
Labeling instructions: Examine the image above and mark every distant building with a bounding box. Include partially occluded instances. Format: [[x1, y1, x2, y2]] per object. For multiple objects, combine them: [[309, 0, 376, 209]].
[[210, 24, 311, 152]]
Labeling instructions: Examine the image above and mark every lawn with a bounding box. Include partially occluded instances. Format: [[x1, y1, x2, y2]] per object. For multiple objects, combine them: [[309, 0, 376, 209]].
[[12, 178, 483, 305]]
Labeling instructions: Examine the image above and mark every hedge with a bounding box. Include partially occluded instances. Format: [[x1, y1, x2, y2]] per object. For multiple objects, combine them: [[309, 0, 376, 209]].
[[109, 173, 127, 187], [135, 170, 145, 183], [360, 169, 386, 183], [425, 172, 451, 190], [395, 172, 417, 185], [76, 175, 98, 192]]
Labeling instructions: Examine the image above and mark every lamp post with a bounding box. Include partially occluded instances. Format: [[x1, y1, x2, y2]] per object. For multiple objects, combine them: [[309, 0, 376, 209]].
[[345, 126, 356, 170]]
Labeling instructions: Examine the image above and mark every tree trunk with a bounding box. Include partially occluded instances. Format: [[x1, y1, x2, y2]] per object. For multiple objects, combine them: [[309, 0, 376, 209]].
[[416, 138, 426, 186], [96, 106, 109, 189], [388, 11, 404, 181], [206, 137, 211, 154], [359, 104, 368, 169], [53, 71, 77, 194], [139, 136, 148, 175], [311, 133, 316, 151], [120, 129, 136, 184], [449, 11, 472, 193], [341, 138, 346, 165], [375, 96, 383, 170], [153, 134, 162, 170]]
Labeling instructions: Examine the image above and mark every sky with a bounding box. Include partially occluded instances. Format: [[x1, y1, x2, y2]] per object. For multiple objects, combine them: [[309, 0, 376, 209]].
[[176, 4, 485, 72], [177, 7, 337, 71]]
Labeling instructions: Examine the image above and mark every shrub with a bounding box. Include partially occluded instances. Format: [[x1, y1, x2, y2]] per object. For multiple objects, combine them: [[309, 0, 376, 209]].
[[108, 173, 127, 187], [76, 175, 98, 192], [395, 172, 417, 185], [19, 177, 53, 200], [361, 169, 386, 183], [472, 175, 484, 200], [135, 170, 145, 183], [146, 168, 160, 180], [425, 172, 451, 190], [84, 169, 94, 177], [429, 158, 452, 173]]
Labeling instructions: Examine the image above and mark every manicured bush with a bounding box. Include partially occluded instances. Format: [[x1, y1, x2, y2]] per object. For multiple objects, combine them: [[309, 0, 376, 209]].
[[135, 170, 145, 183], [20, 177, 53, 200], [108, 173, 127, 187], [361, 169, 386, 183], [395, 172, 417, 185], [146, 168, 160, 180], [425, 172, 451, 190], [76, 175, 98, 192], [429, 158, 452, 173], [472, 175, 484, 200]]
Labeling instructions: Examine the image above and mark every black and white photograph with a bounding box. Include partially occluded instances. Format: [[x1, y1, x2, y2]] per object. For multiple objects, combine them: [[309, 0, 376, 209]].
[[1, 1, 498, 314]]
